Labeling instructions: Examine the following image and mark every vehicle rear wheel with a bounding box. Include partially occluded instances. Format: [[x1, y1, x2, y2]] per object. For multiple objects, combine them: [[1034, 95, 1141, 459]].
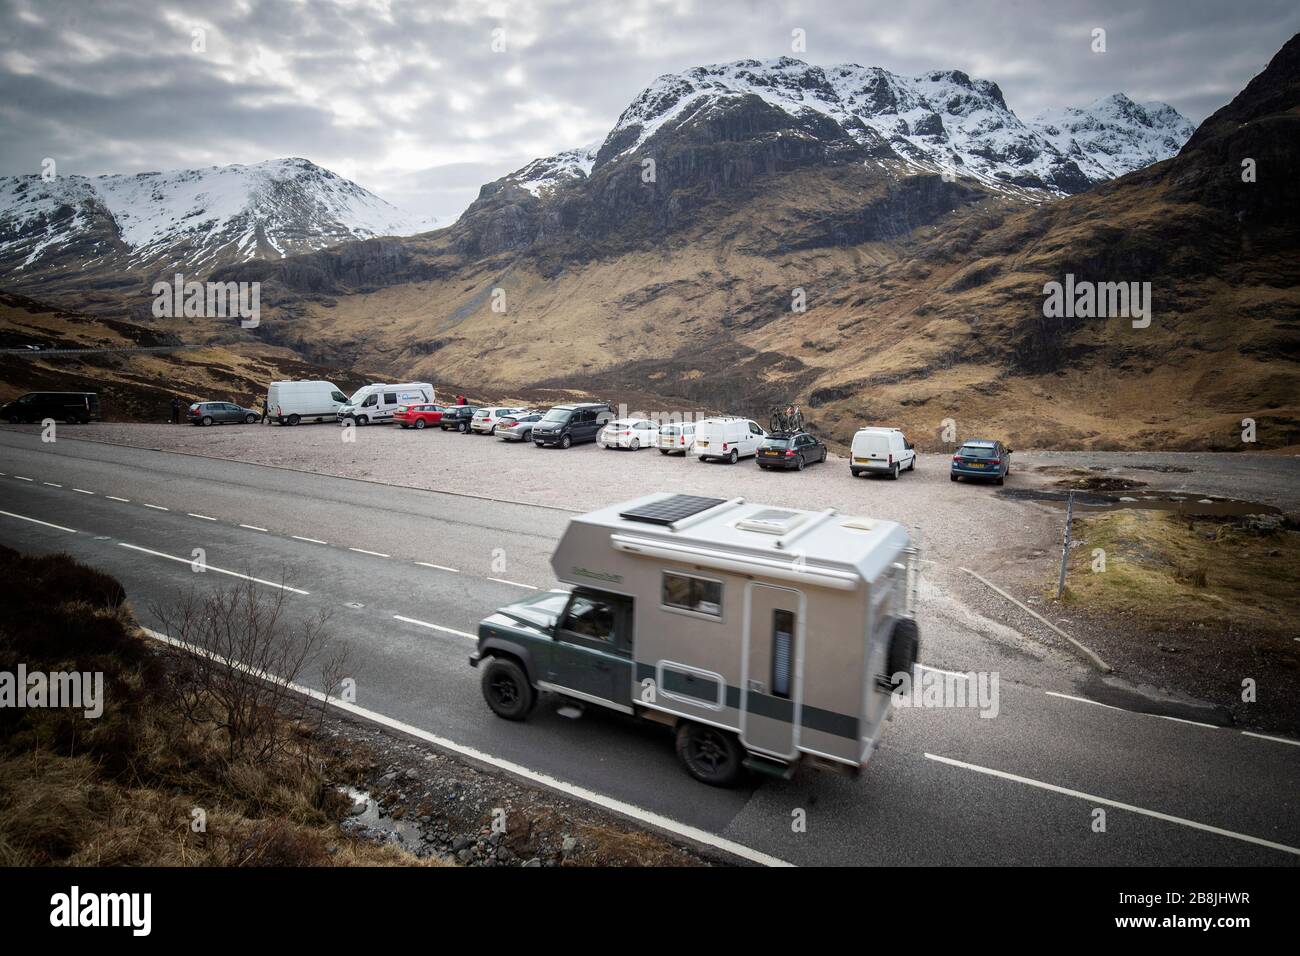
[[65, 414, 78, 425], [287, 414, 300, 426], [559, 434, 572, 449], [415, 419, 426, 429], [201, 416, 213, 426], [995, 475, 1005, 486], [795, 455, 805, 471], [890, 464, 900, 480], [851, 467, 861, 477], [630, 438, 640, 450], [675, 722, 745, 787], [481, 658, 534, 721], [699, 456, 708, 462], [659, 449, 669, 455], [727, 449, 738, 464], [950, 473, 959, 482], [886, 617, 920, 688]]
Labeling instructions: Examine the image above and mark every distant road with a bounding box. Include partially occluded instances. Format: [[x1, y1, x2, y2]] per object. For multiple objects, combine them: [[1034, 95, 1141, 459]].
[[0, 345, 203, 357], [0, 429, 1296, 866]]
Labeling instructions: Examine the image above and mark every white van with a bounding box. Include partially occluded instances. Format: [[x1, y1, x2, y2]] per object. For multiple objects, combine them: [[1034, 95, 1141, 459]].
[[694, 417, 767, 463], [266, 380, 348, 425], [850, 427, 916, 479], [337, 383, 435, 425], [657, 421, 696, 455]]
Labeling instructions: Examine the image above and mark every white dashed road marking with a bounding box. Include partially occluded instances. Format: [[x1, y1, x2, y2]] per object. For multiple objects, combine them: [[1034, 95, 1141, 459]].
[[73, 488, 94, 495], [417, 562, 460, 573], [143, 503, 168, 511], [106, 496, 130, 503], [240, 524, 268, 532], [488, 577, 538, 590], [292, 535, 327, 545], [187, 513, 217, 521], [349, 547, 390, 558]]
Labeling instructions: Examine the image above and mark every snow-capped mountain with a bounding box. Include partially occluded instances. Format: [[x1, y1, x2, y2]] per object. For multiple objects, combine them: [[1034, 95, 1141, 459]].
[[506, 57, 1193, 199], [0, 158, 435, 281], [1031, 93, 1197, 181]]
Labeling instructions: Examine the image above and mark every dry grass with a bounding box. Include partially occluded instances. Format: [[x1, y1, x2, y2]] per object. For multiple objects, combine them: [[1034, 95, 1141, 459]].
[[0, 544, 442, 866], [1058, 510, 1300, 635]]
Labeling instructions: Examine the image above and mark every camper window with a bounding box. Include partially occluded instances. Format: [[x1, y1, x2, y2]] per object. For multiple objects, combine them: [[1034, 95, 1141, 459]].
[[772, 609, 795, 699], [384, 393, 397, 404], [662, 571, 722, 618]]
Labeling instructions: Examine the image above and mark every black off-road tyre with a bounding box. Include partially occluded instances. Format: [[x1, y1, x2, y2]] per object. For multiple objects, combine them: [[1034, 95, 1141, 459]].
[[481, 658, 534, 721], [886, 618, 920, 689], [675, 722, 745, 787]]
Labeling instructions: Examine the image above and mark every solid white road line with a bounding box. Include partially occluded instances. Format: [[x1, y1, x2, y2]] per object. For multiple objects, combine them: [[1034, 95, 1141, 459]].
[[139, 624, 791, 867], [117, 543, 309, 594], [917, 663, 973, 680], [73, 488, 94, 495], [349, 547, 390, 558], [924, 752, 1300, 858], [487, 577, 538, 590], [239, 524, 269, 532], [1044, 691, 1220, 729], [106, 495, 130, 503], [416, 562, 460, 573], [292, 535, 327, 544], [143, 503, 168, 511], [0, 509, 78, 534], [1241, 731, 1300, 748], [187, 513, 217, 521]]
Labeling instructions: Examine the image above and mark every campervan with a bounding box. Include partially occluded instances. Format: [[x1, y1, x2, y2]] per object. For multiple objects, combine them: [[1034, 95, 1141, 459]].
[[266, 380, 347, 425], [470, 493, 920, 786], [337, 383, 435, 425], [694, 417, 767, 463]]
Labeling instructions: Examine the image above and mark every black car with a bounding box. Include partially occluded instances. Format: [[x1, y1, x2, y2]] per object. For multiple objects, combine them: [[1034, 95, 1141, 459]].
[[187, 401, 260, 425], [756, 431, 828, 471], [532, 403, 613, 448], [1, 391, 100, 424], [439, 405, 479, 432]]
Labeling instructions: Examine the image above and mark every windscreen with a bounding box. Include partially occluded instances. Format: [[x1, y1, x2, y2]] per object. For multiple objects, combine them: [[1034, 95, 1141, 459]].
[[541, 408, 571, 423], [347, 387, 368, 405]]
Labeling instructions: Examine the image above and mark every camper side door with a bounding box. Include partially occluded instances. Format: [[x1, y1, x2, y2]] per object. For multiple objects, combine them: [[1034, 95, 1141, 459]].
[[547, 590, 634, 711]]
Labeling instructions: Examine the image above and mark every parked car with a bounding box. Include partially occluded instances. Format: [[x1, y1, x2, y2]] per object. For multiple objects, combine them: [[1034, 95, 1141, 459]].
[[657, 421, 696, 455], [188, 401, 259, 426], [850, 427, 916, 479], [600, 418, 659, 450], [394, 403, 445, 429], [695, 417, 767, 463], [1, 391, 100, 424], [951, 439, 1012, 484], [471, 406, 529, 435], [532, 403, 613, 448], [266, 380, 347, 425], [757, 432, 827, 471], [497, 412, 544, 442], [337, 383, 434, 425], [439, 405, 479, 432]]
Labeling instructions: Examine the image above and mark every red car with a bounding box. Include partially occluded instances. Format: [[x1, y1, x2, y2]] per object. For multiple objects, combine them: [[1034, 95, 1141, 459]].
[[394, 403, 445, 429]]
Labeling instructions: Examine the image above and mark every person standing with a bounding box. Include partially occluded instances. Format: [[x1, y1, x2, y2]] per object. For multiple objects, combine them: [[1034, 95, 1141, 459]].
[[170, 396, 181, 424]]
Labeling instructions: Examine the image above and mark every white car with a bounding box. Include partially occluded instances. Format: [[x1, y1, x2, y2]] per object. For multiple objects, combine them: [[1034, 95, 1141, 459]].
[[694, 417, 767, 463], [850, 427, 916, 479], [657, 421, 696, 455], [471, 406, 529, 435], [600, 418, 659, 450]]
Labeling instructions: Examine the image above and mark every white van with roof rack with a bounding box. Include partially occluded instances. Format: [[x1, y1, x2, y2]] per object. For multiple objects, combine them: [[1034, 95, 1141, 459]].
[[469, 493, 920, 786]]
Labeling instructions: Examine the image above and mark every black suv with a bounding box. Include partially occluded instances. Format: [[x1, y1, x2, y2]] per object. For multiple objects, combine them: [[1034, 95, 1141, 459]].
[[1, 391, 100, 424], [439, 405, 479, 432], [757, 431, 827, 471], [532, 403, 612, 449]]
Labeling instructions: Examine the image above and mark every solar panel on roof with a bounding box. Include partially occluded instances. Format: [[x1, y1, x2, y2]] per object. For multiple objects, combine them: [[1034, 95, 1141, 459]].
[[619, 495, 727, 526]]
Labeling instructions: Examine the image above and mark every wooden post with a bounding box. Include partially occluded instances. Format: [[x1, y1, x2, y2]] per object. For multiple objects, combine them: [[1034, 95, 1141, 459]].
[[1056, 491, 1075, 599]]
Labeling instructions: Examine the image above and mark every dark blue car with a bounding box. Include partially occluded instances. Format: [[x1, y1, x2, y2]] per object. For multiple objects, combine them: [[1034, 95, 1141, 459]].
[[951, 439, 1011, 484]]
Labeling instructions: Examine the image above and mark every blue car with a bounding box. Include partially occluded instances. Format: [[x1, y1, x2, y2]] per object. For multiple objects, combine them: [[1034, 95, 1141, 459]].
[[951, 439, 1011, 484]]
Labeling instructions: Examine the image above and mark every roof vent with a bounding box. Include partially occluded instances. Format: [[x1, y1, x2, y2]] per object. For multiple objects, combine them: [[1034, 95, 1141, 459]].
[[736, 509, 808, 536]]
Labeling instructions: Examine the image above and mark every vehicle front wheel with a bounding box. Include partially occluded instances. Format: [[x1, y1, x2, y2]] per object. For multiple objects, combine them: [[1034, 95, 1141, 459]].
[[244, 413, 257, 424], [481, 658, 534, 721], [908, 456, 916, 471], [675, 722, 745, 787], [559, 434, 572, 449], [356, 416, 369, 426], [415, 419, 426, 429]]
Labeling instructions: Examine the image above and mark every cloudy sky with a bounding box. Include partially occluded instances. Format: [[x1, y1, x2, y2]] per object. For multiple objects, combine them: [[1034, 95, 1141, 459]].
[[1, 0, 1296, 223]]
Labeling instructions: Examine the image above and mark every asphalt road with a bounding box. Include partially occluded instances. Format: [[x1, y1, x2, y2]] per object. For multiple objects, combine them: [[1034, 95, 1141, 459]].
[[1, 429, 1297, 866]]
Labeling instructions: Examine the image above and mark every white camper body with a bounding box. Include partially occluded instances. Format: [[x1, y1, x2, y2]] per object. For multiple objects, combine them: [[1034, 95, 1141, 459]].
[[266, 380, 348, 425], [694, 417, 767, 463], [473, 493, 919, 784], [337, 383, 435, 425]]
